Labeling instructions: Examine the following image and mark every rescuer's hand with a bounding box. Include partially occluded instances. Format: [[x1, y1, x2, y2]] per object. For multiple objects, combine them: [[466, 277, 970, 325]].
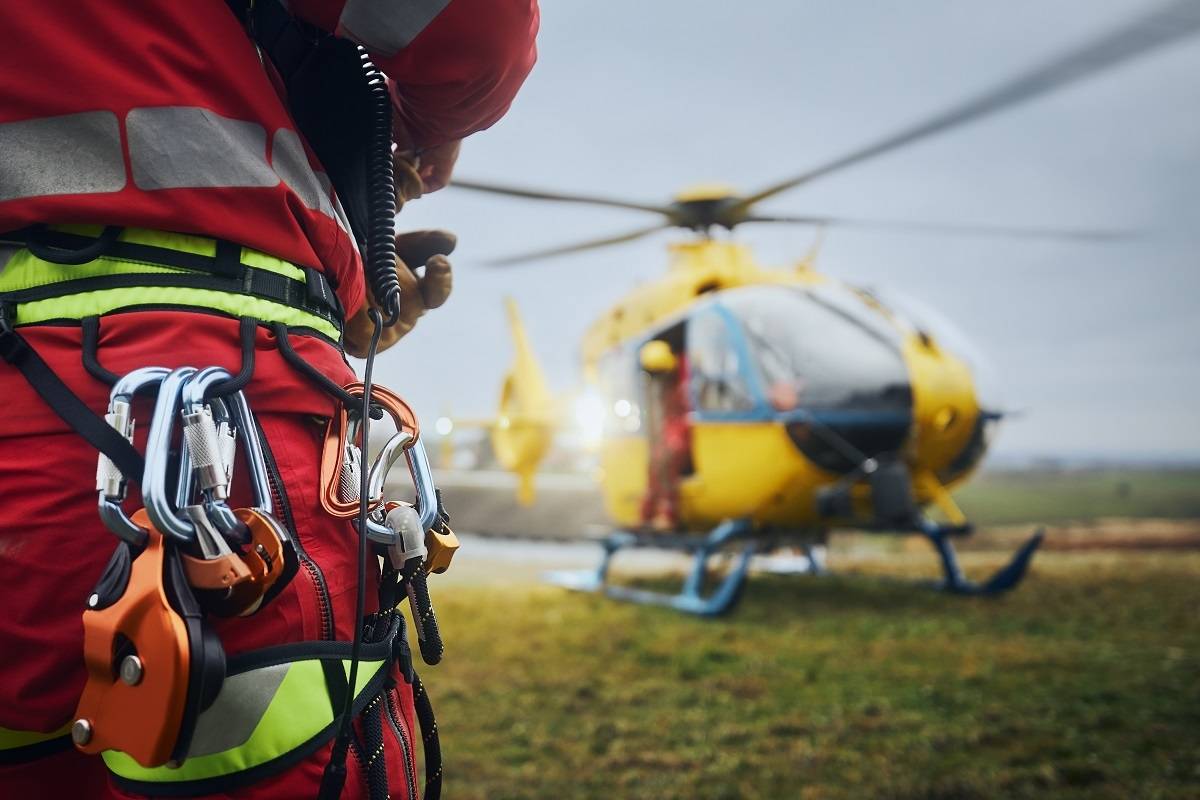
[[344, 229, 456, 357], [416, 139, 461, 193], [393, 138, 461, 206], [394, 153, 425, 209]]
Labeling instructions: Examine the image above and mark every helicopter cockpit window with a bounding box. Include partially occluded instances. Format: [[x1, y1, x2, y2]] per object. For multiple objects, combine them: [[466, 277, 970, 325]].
[[686, 308, 757, 413], [716, 285, 910, 412], [713, 285, 914, 470]]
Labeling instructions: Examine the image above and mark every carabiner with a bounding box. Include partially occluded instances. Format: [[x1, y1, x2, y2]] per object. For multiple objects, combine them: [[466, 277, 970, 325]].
[[143, 367, 198, 543], [175, 368, 274, 541], [319, 382, 420, 518], [180, 367, 238, 502], [96, 366, 170, 546]]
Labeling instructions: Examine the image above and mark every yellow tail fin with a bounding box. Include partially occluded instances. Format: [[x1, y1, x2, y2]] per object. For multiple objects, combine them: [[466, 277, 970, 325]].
[[490, 298, 556, 505]]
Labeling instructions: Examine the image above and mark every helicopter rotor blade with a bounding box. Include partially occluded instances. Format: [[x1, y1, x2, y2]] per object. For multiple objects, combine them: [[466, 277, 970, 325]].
[[742, 215, 1137, 242], [734, 0, 1200, 212], [482, 223, 672, 266], [451, 178, 676, 217]]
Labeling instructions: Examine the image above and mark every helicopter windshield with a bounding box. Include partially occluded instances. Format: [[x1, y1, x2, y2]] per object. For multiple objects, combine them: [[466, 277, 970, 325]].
[[687, 285, 913, 472], [864, 287, 1001, 412]]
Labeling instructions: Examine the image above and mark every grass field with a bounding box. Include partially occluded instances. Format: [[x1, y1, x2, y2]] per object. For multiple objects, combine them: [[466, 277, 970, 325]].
[[954, 468, 1200, 525], [422, 549, 1200, 799]]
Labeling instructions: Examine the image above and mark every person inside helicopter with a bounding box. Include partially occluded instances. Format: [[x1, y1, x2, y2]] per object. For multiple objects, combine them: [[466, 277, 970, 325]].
[[639, 337, 693, 530], [686, 285, 914, 474]]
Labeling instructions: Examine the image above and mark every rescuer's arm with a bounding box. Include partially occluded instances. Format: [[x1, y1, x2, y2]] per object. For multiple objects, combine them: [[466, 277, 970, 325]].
[[288, 0, 538, 352], [288, 0, 539, 190]]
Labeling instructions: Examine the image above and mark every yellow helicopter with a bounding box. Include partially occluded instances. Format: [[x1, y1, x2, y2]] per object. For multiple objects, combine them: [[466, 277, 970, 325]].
[[447, 2, 1199, 615]]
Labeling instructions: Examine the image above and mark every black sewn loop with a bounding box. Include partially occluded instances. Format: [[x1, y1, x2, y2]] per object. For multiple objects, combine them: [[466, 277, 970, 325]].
[[210, 318, 258, 397], [80, 316, 122, 386], [25, 224, 122, 265]]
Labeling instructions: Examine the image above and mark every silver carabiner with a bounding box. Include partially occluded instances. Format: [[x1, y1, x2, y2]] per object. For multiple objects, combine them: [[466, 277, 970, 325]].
[[143, 366, 198, 543], [180, 366, 238, 502], [96, 367, 170, 545], [358, 433, 439, 544], [172, 368, 275, 541]]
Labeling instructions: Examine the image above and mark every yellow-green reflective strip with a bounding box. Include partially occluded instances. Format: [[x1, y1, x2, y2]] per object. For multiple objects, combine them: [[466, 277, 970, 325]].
[[0, 723, 71, 749], [14, 286, 340, 341], [239, 248, 306, 281], [103, 659, 387, 782], [0, 227, 307, 293], [0, 251, 177, 293]]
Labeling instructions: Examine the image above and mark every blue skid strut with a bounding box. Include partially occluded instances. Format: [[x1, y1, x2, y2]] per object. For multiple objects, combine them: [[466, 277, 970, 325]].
[[544, 519, 757, 617], [919, 519, 1045, 595]]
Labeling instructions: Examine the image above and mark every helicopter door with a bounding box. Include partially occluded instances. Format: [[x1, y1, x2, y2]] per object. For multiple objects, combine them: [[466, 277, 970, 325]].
[[685, 305, 762, 418]]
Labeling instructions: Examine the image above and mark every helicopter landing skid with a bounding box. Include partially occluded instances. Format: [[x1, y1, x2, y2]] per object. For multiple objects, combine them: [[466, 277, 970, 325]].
[[919, 520, 1045, 595], [543, 518, 757, 617]]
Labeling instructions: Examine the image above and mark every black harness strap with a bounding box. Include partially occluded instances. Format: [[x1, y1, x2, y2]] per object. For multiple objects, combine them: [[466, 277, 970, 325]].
[[1, 229, 344, 333], [0, 306, 144, 481]]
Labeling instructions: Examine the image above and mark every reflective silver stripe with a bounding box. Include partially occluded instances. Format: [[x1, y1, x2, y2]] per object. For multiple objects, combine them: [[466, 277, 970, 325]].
[[127, 107, 279, 191], [0, 244, 17, 272], [271, 129, 324, 211], [270, 129, 343, 222], [186, 664, 289, 758], [315, 170, 359, 247], [271, 130, 358, 249], [339, 0, 451, 56], [0, 112, 126, 202]]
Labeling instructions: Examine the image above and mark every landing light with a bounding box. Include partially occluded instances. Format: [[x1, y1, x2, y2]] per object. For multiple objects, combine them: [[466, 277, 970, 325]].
[[614, 399, 632, 418], [435, 416, 454, 436], [573, 393, 607, 448]]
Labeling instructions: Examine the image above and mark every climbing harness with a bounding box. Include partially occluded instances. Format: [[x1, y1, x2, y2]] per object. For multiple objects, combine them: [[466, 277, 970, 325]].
[[66, 363, 456, 798], [0, 336, 457, 786]]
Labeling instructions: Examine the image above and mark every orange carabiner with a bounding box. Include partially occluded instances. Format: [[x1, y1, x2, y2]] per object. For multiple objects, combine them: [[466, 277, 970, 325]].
[[319, 382, 421, 518]]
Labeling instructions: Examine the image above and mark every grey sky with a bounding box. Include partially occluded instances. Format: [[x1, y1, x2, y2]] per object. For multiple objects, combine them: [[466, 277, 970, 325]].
[[381, 0, 1200, 460]]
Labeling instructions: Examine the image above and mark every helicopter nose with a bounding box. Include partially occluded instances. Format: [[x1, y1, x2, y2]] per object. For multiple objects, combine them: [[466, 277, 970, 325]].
[[784, 407, 913, 475]]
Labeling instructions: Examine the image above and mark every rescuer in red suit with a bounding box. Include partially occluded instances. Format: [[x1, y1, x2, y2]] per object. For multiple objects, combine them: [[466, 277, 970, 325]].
[[641, 344, 693, 530], [0, 1, 537, 797]]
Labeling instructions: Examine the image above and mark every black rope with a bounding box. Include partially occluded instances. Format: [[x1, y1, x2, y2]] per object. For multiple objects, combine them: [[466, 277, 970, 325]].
[[363, 695, 389, 800], [318, 309, 382, 800], [412, 671, 442, 800]]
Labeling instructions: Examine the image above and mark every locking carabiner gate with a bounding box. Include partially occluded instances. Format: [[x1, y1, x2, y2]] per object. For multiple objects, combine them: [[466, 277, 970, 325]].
[[319, 382, 420, 518]]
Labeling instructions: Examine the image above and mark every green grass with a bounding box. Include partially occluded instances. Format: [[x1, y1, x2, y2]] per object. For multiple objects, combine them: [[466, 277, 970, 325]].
[[954, 469, 1200, 525], [421, 551, 1200, 799]]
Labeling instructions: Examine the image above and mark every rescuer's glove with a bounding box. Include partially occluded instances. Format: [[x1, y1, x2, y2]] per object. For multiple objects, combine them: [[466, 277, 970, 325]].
[[344, 229, 456, 357], [394, 153, 425, 209]]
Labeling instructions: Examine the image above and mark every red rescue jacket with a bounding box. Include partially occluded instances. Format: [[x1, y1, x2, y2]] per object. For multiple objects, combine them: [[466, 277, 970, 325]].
[[0, 0, 539, 319]]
